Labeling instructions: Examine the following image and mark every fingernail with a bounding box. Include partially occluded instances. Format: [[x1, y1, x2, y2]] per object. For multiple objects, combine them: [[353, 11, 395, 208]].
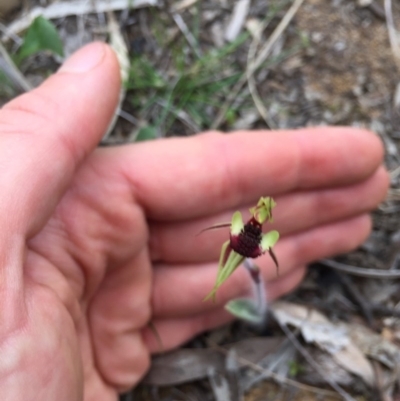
[[59, 42, 106, 73]]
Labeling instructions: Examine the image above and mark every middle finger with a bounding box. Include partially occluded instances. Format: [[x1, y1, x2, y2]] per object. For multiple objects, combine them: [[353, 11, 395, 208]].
[[149, 166, 387, 263]]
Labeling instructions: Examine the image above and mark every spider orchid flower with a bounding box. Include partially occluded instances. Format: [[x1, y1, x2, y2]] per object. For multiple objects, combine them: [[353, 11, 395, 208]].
[[203, 197, 279, 301]]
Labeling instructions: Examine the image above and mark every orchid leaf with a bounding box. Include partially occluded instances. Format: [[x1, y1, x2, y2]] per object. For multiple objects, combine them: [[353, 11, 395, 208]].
[[225, 298, 264, 324]]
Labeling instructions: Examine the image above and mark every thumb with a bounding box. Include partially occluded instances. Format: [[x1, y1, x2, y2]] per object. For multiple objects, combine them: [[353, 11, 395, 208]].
[[0, 42, 120, 237]]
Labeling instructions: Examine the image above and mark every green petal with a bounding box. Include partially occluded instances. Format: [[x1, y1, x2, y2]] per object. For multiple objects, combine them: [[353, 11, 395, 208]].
[[230, 211, 244, 235], [249, 197, 276, 224], [260, 230, 279, 251]]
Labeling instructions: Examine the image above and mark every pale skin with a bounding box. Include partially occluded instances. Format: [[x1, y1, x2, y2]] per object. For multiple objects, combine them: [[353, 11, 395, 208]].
[[0, 42, 389, 400]]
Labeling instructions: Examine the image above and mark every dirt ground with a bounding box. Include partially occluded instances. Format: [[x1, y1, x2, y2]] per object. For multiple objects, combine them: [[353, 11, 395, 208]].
[[132, 1, 400, 400]]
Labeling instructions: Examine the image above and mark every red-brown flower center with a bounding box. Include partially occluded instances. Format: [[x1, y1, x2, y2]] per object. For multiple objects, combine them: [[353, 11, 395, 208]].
[[230, 219, 263, 258]]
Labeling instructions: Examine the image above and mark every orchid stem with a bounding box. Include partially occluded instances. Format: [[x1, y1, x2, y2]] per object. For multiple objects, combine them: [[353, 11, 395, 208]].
[[243, 258, 267, 316]]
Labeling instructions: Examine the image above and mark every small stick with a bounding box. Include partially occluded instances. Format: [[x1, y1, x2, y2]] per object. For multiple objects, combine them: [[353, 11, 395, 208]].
[[336, 272, 375, 328], [278, 321, 357, 401], [171, 12, 202, 59], [210, 342, 342, 397], [319, 259, 400, 279], [211, 0, 305, 129], [0, 41, 32, 92], [384, 0, 400, 71]]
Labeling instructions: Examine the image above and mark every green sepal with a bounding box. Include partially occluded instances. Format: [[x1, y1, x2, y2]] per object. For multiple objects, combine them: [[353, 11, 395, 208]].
[[261, 230, 279, 251], [204, 246, 244, 301], [217, 251, 244, 287], [204, 240, 230, 301]]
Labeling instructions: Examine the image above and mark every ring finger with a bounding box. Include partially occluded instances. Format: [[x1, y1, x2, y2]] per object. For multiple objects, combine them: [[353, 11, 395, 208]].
[[151, 214, 371, 318]]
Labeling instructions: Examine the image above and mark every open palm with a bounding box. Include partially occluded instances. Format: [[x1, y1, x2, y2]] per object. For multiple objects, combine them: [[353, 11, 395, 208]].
[[0, 43, 388, 401]]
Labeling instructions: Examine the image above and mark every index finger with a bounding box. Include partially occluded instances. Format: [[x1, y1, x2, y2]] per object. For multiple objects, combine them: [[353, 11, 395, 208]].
[[113, 127, 384, 220]]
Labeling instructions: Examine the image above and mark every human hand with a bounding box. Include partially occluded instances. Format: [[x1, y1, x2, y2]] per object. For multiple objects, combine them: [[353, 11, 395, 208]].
[[0, 42, 388, 400]]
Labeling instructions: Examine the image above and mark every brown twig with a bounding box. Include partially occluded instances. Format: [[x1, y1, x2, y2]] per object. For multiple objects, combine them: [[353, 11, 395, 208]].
[[246, 17, 275, 129], [211, 0, 305, 129], [336, 272, 375, 328], [384, 0, 400, 72], [0, 41, 31, 92], [319, 259, 400, 279], [277, 322, 357, 401], [171, 12, 202, 59], [368, 2, 386, 20], [210, 343, 342, 398], [370, 303, 400, 318]]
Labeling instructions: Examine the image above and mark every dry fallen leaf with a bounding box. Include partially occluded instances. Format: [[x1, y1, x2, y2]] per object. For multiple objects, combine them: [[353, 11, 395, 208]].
[[143, 337, 283, 386], [270, 301, 375, 386]]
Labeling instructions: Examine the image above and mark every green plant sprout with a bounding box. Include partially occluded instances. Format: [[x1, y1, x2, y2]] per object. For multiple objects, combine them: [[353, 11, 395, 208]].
[[16, 16, 64, 64], [201, 197, 279, 305]]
